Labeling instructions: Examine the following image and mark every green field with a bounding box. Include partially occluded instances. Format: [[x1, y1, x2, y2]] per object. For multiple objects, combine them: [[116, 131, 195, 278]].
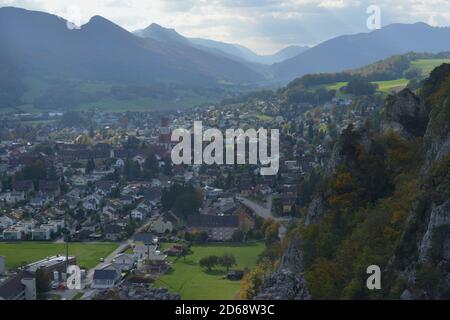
[[316, 78, 409, 95], [410, 58, 450, 76], [0, 242, 119, 270], [323, 81, 348, 91], [373, 78, 409, 93], [155, 242, 265, 300], [2, 76, 235, 113]]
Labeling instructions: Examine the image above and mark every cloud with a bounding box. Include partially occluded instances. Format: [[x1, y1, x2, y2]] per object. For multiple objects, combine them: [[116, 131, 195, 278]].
[[0, 0, 449, 54]]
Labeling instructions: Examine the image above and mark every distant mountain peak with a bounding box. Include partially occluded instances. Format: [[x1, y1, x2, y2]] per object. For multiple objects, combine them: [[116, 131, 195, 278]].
[[134, 23, 189, 45], [84, 15, 116, 28]]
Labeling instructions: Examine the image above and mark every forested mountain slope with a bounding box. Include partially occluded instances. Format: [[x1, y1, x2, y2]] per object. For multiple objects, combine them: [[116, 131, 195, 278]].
[[248, 64, 450, 300]]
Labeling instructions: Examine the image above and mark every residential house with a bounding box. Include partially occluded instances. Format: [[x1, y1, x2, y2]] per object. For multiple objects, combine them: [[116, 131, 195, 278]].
[[102, 201, 122, 220], [131, 204, 149, 221], [164, 244, 186, 257], [282, 197, 296, 215], [38, 180, 60, 198], [30, 195, 49, 207], [239, 179, 254, 197], [82, 198, 98, 211], [142, 188, 161, 207], [151, 216, 173, 234], [94, 180, 117, 196], [2, 227, 22, 240], [112, 253, 136, 272], [133, 233, 155, 245], [119, 195, 133, 206], [0, 216, 15, 230], [0, 271, 36, 300], [31, 226, 51, 241], [187, 215, 240, 241], [104, 224, 123, 241], [91, 269, 121, 289], [12, 180, 34, 194], [6, 191, 26, 204]]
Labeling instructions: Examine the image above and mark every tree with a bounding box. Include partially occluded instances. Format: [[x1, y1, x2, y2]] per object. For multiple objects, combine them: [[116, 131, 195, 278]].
[[343, 77, 377, 96], [219, 254, 237, 273], [180, 245, 189, 261], [162, 184, 202, 218], [35, 269, 51, 293], [225, 173, 234, 190], [199, 256, 219, 271], [308, 123, 314, 142], [124, 159, 141, 180], [22, 159, 46, 181], [86, 158, 95, 174], [144, 153, 158, 169], [232, 229, 244, 242]]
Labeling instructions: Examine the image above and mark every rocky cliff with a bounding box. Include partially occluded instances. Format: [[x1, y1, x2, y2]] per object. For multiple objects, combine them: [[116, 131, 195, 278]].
[[381, 88, 429, 139], [255, 235, 311, 300], [389, 74, 450, 299]]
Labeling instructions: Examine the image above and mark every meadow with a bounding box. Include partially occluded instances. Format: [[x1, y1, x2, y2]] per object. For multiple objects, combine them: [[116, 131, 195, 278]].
[[0, 242, 118, 270], [409, 58, 450, 76], [155, 242, 265, 300]]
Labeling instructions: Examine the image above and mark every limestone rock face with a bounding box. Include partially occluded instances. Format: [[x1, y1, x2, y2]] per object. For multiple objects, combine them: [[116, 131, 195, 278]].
[[389, 89, 450, 299], [381, 88, 429, 139], [423, 96, 450, 174], [326, 125, 372, 176], [304, 196, 324, 227], [255, 236, 311, 300], [418, 201, 450, 263], [94, 284, 181, 300]]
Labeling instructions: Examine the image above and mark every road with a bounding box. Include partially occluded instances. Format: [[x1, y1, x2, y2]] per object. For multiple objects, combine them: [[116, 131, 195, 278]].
[[85, 218, 153, 285], [236, 195, 289, 238], [85, 241, 130, 284], [236, 194, 289, 222]]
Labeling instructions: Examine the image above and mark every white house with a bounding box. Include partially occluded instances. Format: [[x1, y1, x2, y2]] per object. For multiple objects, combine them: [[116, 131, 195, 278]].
[[112, 253, 136, 272], [131, 207, 146, 221], [151, 217, 173, 234], [0, 216, 15, 229], [31, 227, 51, 241], [82, 199, 97, 211], [6, 192, 25, 204], [2, 227, 22, 240]]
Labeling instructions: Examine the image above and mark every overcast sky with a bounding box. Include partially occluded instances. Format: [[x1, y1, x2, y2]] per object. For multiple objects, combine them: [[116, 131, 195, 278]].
[[1, 0, 449, 54]]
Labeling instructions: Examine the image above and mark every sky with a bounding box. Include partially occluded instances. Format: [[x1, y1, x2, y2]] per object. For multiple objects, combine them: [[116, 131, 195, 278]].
[[1, 0, 449, 54]]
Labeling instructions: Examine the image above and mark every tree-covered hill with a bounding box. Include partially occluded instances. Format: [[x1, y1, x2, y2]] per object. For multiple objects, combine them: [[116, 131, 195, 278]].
[[246, 64, 450, 300]]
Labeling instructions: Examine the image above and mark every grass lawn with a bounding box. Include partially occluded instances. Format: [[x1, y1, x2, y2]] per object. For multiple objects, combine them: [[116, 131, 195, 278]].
[[155, 242, 265, 300], [0, 242, 119, 270]]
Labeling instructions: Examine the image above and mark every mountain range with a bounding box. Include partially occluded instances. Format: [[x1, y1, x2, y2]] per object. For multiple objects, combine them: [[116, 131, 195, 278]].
[[1, 6, 450, 91], [134, 23, 309, 65], [272, 22, 450, 81], [0, 6, 263, 86]]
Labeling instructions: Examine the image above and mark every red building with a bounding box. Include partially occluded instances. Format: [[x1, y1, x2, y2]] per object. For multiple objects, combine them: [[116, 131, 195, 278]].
[[158, 117, 172, 150]]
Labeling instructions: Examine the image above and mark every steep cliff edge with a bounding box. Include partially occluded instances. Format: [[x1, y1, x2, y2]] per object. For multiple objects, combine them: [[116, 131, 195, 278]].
[[381, 88, 429, 139], [255, 235, 311, 300], [388, 65, 450, 299]]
